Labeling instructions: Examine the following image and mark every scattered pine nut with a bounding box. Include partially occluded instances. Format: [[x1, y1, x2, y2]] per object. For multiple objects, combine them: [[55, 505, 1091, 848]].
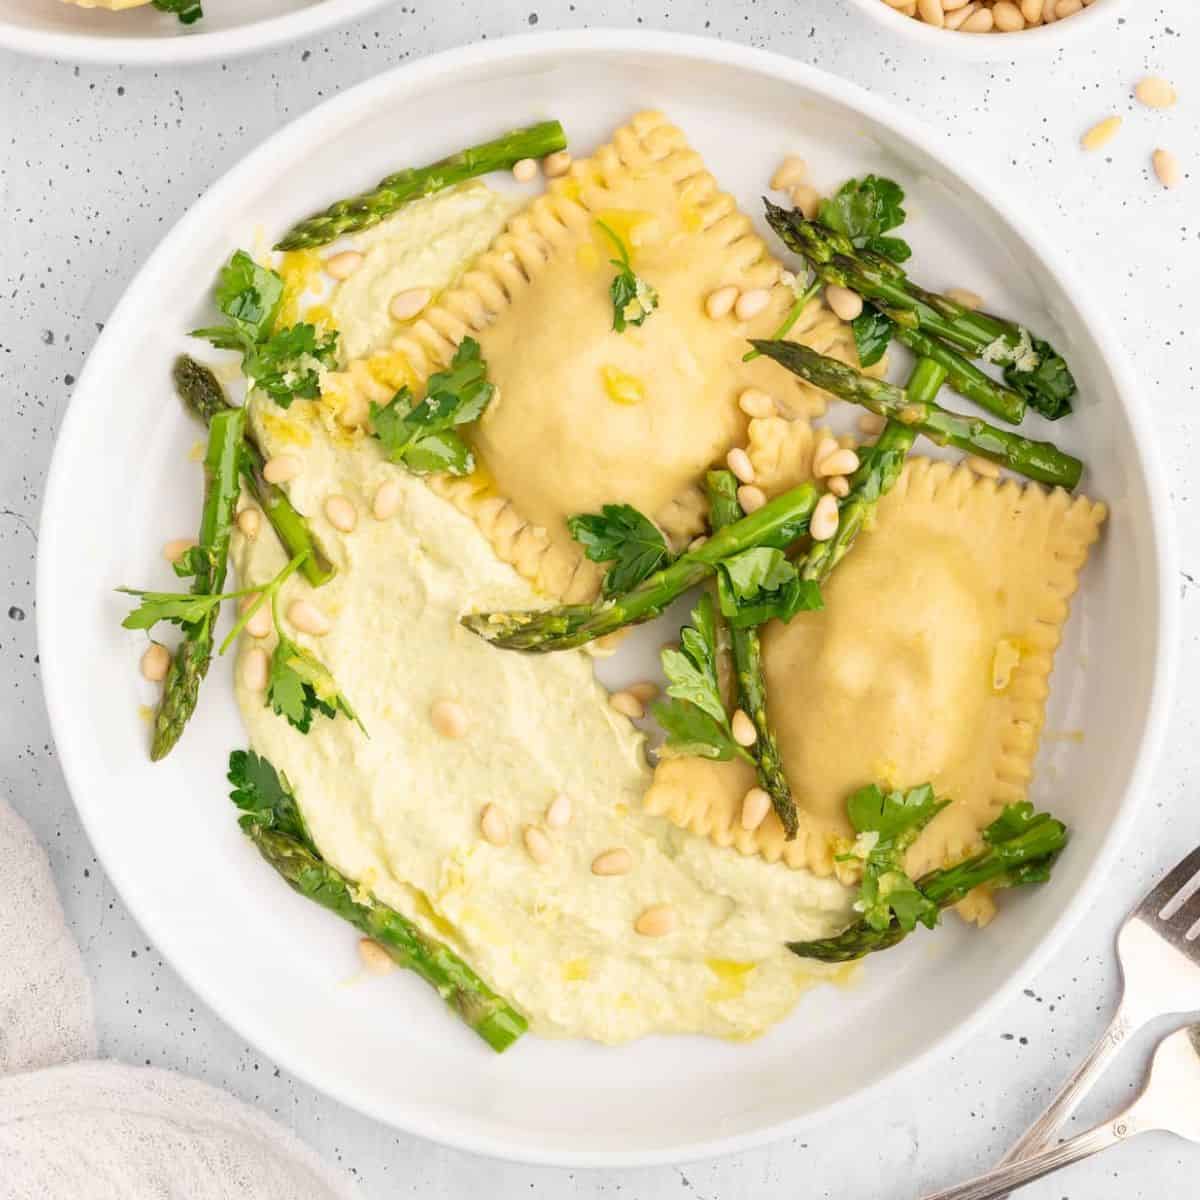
[[817, 448, 860, 478], [523, 825, 552, 865], [1082, 116, 1122, 152], [324, 250, 364, 281], [812, 433, 838, 474], [634, 904, 677, 938], [825, 284, 864, 322], [240, 594, 273, 639], [858, 412, 887, 436], [236, 508, 261, 539], [946, 287, 983, 310], [512, 158, 539, 183], [372, 479, 402, 520], [827, 475, 850, 498], [770, 156, 807, 192], [966, 454, 1001, 479], [543, 150, 573, 177], [162, 537, 197, 564], [1135, 77, 1177, 110], [731, 709, 758, 747], [592, 848, 634, 877], [324, 494, 357, 533], [263, 455, 301, 484], [389, 287, 432, 322], [705, 286, 739, 320], [242, 647, 270, 691], [629, 681, 660, 704], [791, 184, 821, 220], [287, 599, 330, 636], [140, 642, 170, 683], [480, 804, 511, 846], [431, 699, 468, 739], [741, 787, 772, 832], [992, 1, 1024, 30], [609, 690, 645, 720], [811, 493, 840, 542], [734, 289, 770, 321], [358, 938, 396, 976], [738, 388, 775, 419], [1153, 148, 1182, 189], [737, 484, 766, 514], [726, 447, 756, 484], [545, 794, 572, 830]]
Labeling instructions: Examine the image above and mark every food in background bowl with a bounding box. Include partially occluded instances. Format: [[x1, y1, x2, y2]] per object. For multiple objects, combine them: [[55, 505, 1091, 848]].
[[62, 0, 201, 22], [882, 0, 1096, 34]]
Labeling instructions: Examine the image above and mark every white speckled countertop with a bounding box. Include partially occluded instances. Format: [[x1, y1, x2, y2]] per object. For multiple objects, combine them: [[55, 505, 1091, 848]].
[[2, 2, 1198, 1196]]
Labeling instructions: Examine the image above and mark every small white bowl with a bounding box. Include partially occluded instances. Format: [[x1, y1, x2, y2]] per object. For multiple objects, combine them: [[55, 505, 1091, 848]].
[[843, 0, 1130, 60]]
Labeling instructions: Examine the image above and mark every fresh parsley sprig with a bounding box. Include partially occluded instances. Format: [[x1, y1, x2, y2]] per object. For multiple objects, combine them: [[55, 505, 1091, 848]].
[[596, 220, 658, 333], [152, 0, 203, 23], [228, 749, 314, 849], [567, 503, 673, 597], [191, 250, 338, 409], [715, 545, 822, 628], [369, 336, 493, 476], [652, 594, 752, 763]]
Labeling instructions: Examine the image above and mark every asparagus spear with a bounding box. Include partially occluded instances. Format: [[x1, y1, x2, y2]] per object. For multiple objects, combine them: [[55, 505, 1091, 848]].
[[173, 356, 336, 588], [707, 471, 798, 838], [150, 407, 244, 759], [788, 803, 1068, 963], [763, 200, 1076, 421], [461, 483, 819, 652], [750, 340, 1083, 490], [275, 121, 568, 251], [229, 750, 526, 1051]]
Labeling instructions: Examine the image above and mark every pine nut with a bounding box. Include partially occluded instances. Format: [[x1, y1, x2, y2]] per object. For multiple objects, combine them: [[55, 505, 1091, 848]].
[[827, 475, 850, 499], [946, 287, 983, 310], [917, 0, 945, 27], [592, 848, 634, 877], [512, 158, 539, 183], [992, 1, 1025, 30], [263, 455, 300, 484], [1055, 0, 1081, 13], [734, 289, 770, 321], [1042, 0, 1057, 20], [943, 0, 971, 10], [858, 412, 887, 436], [737, 484, 766, 514], [609, 690, 645, 720], [140, 642, 170, 683], [543, 150, 573, 177], [358, 938, 396, 975], [705, 285, 739, 320], [372, 479, 402, 520], [1081, 116, 1122, 152], [240, 594, 272, 639], [817, 448, 860, 478], [242, 647, 269, 691], [324, 494, 357, 533], [324, 250, 364, 280], [791, 184, 821, 220], [811, 433, 838, 474], [738, 388, 775, 419], [629, 681, 660, 704], [688, 535, 708, 552], [389, 287, 432, 322], [810, 493, 840, 542], [825, 285, 863, 322], [966, 454, 1001, 479], [960, 6, 994, 31], [545, 794, 572, 830], [236, 508, 261, 539], [480, 803, 510, 846], [770, 155, 807, 192], [635, 905, 677, 937], [1153, 148, 1182, 189], [945, 2, 977, 28], [726, 447, 756, 484], [731, 709, 758, 747], [523, 825, 552, 864], [162, 537, 197, 564], [1136, 77, 1177, 110], [431, 699, 468, 738], [287, 599, 330, 636], [741, 787, 772, 832], [1019, 0, 1043, 18]]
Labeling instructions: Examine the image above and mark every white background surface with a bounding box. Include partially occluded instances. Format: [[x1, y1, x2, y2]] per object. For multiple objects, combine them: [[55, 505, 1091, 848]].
[[1, 2, 1197, 1197]]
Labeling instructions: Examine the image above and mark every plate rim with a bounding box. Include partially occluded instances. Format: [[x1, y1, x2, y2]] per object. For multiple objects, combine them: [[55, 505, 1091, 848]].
[[0, 0, 393, 65], [37, 28, 1179, 1167]]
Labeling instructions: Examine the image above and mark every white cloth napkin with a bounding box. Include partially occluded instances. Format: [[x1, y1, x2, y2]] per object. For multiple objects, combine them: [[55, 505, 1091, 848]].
[[0, 795, 355, 1200]]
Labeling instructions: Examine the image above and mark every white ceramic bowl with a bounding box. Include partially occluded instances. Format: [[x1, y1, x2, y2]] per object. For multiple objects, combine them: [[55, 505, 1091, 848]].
[[0, 0, 393, 64], [843, 0, 1130, 60], [38, 30, 1175, 1167]]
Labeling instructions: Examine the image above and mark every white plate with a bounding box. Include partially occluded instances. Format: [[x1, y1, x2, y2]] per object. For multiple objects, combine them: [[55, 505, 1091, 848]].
[[0, 0, 392, 65], [38, 31, 1176, 1167]]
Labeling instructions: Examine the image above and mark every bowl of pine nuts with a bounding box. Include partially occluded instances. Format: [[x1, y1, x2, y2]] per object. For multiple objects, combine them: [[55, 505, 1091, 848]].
[[845, 0, 1128, 56]]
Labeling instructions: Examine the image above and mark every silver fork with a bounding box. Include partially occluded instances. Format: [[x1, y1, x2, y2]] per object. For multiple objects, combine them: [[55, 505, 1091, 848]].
[[986, 844, 1200, 1178], [921, 1023, 1200, 1200]]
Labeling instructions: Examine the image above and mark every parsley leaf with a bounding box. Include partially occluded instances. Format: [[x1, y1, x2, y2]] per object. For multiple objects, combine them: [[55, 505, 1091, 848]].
[[152, 0, 203, 23], [567, 504, 672, 597], [850, 307, 895, 369], [118, 588, 225, 630], [818, 175, 911, 262], [715, 546, 823, 628], [369, 336, 493, 476], [267, 633, 364, 736], [228, 749, 313, 848], [596, 221, 658, 332], [652, 594, 750, 762]]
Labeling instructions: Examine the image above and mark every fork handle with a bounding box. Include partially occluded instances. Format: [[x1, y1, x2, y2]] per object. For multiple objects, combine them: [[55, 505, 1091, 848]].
[[997, 1002, 1137, 1167], [922, 1114, 1143, 1200]]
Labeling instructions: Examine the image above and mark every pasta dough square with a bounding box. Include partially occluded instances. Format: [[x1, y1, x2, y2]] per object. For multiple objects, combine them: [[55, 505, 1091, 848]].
[[644, 455, 1107, 878]]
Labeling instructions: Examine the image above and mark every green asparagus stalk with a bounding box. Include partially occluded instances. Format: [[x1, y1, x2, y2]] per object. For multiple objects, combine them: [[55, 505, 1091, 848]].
[[461, 483, 819, 652], [763, 200, 1076, 421], [788, 803, 1068, 963], [751, 340, 1083, 490], [706, 471, 798, 838], [150, 407, 244, 760], [893, 326, 1025, 426], [173, 356, 335, 588], [275, 121, 568, 251]]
